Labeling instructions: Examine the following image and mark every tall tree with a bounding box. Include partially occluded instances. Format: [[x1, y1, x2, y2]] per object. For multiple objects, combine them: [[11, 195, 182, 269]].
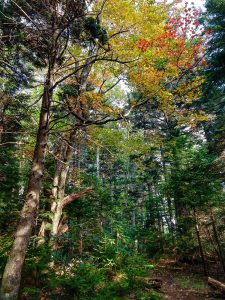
[[0, 1, 88, 298], [0, 0, 167, 298], [202, 0, 225, 168]]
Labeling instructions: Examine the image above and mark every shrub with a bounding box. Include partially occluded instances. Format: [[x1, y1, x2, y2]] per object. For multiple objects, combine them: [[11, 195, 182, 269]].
[[49, 262, 106, 299]]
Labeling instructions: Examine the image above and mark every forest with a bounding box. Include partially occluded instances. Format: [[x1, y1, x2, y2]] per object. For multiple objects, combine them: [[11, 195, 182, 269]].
[[0, 0, 225, 299]]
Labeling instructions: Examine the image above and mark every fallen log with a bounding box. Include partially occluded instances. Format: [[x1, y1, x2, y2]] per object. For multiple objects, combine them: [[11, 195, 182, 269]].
[[208, 277, 225, 298]]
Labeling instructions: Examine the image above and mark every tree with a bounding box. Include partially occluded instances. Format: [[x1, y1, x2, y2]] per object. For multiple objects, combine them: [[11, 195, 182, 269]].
[[201, 0, 225, 168], [0, 1, 89, 298], [0, 1, 168, 298], [2, 1, 224, 298], [131, 3, 207, 127]]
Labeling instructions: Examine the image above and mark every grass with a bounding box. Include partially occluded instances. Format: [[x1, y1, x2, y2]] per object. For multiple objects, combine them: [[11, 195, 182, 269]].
[[174, 274, 207, 290]]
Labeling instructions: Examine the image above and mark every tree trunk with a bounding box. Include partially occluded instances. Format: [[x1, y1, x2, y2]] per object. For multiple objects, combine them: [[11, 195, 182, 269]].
[[49, 130, 93, 253], [0, 71, 53, 300], [42, 48, 98, 246], [210, 209, 225, 274], [96, 146, 100, 179], [194, 209, 208, 276], [51, 130, 77, 240]]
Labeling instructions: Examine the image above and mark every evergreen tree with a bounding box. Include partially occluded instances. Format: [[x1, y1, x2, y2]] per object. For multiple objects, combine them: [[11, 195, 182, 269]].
[[202, 0, 225, 157]]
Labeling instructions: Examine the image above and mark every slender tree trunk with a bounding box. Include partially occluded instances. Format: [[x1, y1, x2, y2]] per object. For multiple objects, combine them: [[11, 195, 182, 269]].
[[132, 209, 139, 252], [0, 70, 53, 300], [96, 146, 100, 179], [41, 49, 98, 246], [38, 138, 67, 241], [205, 225, 220, 259], [50, 130, 93, 254], [76, 215, 84, 255], [160, 146, 174, 235], [51, 130, 77, 238], [210, 209, 225, 274], [194, 209, 208, 276]]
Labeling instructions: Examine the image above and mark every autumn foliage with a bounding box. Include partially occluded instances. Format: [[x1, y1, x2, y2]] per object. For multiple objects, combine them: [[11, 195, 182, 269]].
[[129, 3, 208, 127]]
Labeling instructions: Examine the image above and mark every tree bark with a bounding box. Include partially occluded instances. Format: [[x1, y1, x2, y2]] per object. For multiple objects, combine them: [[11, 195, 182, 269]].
[[0, 70, 53, 300], [62, 187, 93, 208], [51, 130, 77, 238]]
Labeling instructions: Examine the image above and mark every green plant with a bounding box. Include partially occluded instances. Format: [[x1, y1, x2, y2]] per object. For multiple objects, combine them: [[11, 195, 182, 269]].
[[0, 235, 13, 276], [21, 287, 41, 300], [23, 242, 54, 287], [122, 254, 148, 287], [136, 290, 162, 300], [174, 275, 207, 290], [50, 262, 106, 298]]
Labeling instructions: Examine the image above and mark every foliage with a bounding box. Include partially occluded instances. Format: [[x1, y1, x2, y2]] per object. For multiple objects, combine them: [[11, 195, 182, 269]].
[[21, 287, 41, 300], [131, 3, 207, 127], [0, 235, 13, 276], [49, 262, 106, 298], [46, 252, 151, 299], [0, 0, 225, 299], [201, 0, 225, 157]]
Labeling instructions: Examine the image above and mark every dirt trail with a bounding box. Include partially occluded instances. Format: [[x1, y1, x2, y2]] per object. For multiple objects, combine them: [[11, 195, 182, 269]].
[[153, 269, 208, 299], [151, 261, 218, 300]]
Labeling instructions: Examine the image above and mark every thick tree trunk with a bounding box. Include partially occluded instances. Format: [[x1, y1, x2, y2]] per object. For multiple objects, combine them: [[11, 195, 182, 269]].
[[0, 72, 53, 300]]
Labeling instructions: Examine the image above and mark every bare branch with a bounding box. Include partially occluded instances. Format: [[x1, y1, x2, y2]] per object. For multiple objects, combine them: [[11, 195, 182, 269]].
[[100, 78, 122, 94], [62, 186, 94, 208]]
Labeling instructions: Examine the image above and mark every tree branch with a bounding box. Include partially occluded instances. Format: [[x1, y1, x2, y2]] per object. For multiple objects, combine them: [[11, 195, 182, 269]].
[[62, 186, 94, 208]]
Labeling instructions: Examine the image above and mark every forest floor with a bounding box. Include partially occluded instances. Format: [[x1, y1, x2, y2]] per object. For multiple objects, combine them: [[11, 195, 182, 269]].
[[18, 258, 225, 299], [150, 259, 224, 300]]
